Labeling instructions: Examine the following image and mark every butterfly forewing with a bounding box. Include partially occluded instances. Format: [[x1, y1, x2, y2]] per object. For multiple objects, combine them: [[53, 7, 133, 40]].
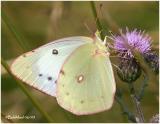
[[11, 36, 93, 97]]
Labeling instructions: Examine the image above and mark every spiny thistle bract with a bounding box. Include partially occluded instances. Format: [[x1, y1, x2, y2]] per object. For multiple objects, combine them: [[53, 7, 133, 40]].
[[117, 57, 141, 83]]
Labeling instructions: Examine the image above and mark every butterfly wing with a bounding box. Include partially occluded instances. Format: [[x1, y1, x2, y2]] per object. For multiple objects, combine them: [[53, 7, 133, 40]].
[[56, 42, 116, 115], [11, 36, 93, 97]]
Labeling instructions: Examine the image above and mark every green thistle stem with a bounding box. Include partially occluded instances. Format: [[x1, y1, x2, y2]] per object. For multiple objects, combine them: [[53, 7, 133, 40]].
[[128, 83, 145, 123], [115, 89, 136, 122], [133, 50, 157, 101], [90, 1, 104, 40], [1, 58, 53, 122], [137, 73, 148, 101], [2, 9, 29, 52], [133, 50, 157, 83]]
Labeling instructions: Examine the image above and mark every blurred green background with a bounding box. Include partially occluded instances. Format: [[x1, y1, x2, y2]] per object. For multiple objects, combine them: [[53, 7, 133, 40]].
[[1, 1, 159, 123]]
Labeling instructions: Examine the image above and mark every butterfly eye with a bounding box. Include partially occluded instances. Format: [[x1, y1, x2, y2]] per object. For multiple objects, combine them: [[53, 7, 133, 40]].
[[52, 49, 58, 55]]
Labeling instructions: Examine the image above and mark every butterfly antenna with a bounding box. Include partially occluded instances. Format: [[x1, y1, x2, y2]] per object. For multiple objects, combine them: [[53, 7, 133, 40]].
[[103, 35, 116, 50], [99, 3, 104, 21], [92, 8, 105, 35], [93, 17, 104, 34], [99, 3, 120, 34], [84, 22, 95, 37]]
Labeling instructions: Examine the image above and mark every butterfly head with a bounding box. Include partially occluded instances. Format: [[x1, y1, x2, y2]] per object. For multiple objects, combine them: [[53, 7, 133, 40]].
[[93, 31, 108, 52], [92, 32, 110, 57]]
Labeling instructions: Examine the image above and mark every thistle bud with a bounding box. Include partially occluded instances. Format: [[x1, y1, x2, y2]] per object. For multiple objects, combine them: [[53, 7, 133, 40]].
[[117, 58, 141, 83], [149, 114, 159, 123], [144, 52, 159, 74]]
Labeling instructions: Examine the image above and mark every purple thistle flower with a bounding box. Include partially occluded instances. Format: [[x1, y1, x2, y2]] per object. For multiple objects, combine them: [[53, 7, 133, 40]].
[[112, 28, 156, 82], [113, 28, 152, 58], [112, 28, 159, 82]]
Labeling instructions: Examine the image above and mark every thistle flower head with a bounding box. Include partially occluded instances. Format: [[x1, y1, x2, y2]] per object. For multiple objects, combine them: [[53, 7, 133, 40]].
[[112, 28, 158, 82], [113, 28, 153, 82], [113, 28, 152, 58]]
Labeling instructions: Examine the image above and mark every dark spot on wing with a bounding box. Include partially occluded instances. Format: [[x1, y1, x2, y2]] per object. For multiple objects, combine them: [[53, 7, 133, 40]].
[[66, 92, 69, 96], [60, 70, 65, 75], [23, 54, 26, 57], [32, 50, 35, 52], [39, 74, 43, 77], [80, 100, 84, 104], [52, 49, 58, 55], [55, 80, 57, 84], [48, 77, 52, 81]]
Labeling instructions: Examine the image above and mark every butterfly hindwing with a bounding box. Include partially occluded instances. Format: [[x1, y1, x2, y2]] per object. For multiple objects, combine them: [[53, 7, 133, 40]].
[[56, 42, 116, 115], [11, 36, 93, 97]]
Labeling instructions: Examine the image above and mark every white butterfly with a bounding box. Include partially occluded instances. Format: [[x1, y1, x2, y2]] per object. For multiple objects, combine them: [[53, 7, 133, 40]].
[[11, 36, 116, 115]]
